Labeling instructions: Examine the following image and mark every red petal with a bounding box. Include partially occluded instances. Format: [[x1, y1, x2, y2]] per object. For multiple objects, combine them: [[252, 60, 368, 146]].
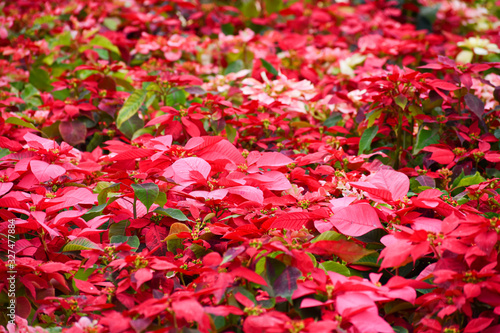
[[231, 267, 267, 286], [270, 212, 311, 230], [171, 157, 211, 185], [422, 146, 455, 164], [485, 152, 500, 162], [0, 182, 13, 197], [428, 79, 459, 91], [134, 268, 153, 288], [464, 318, 494, 333], [74, 279, 100, 295], [30, 160, 66, 182], [256, 152, 293, 168], [330, 203, 383, 236]]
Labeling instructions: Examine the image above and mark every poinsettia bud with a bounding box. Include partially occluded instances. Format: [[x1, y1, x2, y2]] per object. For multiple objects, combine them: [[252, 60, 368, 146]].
[[494, 86, 500, 103]]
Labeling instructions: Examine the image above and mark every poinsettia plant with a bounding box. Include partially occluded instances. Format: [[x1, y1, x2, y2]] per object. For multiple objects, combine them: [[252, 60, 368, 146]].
[[1, 0, 500, 332]]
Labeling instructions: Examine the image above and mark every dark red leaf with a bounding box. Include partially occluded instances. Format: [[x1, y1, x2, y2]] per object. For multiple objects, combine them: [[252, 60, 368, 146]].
[[59, 120, 87, 146], [273, 266, 301, 299], [464, 93, 485, 119], [307, 240, 375, 263]]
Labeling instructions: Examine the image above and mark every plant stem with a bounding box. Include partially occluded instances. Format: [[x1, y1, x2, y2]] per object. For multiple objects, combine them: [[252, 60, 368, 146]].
[[410, 118, 414, 152], [394, 112, 403, 170], [133, 195, 137, 219]]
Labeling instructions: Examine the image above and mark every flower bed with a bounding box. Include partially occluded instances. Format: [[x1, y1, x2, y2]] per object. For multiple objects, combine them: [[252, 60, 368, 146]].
[[1, 0, 500, 332]]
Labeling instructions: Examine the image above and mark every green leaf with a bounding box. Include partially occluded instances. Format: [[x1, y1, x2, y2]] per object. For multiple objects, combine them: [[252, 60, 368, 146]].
[[62, 237, 101, 252], [260, 58, 278, 76], [353, 252, 380, 267], [312, 231, 345, 242], [109, 220, 130, 238], [20, 84, 37, 99], [220, 214, 241, 221], [74, 267, 95, 281], [115, 77, 135, 91], [265, 0, 283, 13], [131, 127, 155, 141], [221, 23, 235, 35], [417, 4, 440, 31], [366, 109, 382, 128], [494, 128, 500, 140], [189, 243, 209, 258], [455, 172, 486, 188], [97, 182, 121, 205], [41, 120, 60, 138], [452, 172, 465, 188], [324, 113, 342, 127], [103, 17, 121, 31], [413, 127, 440, 154], [224, 60, 244, 75], [241, 0, 259, 18], [89, 35, 120, 55], [11, 81, 24, 92], [52, 31, 72, 47], [394, 94, 408, 110], [409, 105, 424, 119], [0, 148, 11, 159], [354, 228, 388, 243], [82, 204, 108, 221], [144, 92, 158, 108], [393, 326, 409, 333], [87, 132, 104, 152], [110, 235, 140, 251], [131, 183, 159, 213], [358, 125, 379, 155], [486, 168, 500, 178], [384, 300, 415, 315], [29, 68, 53, 92], [167, 238, 183, 254], [320, 261, 350, 276], [226, 124, 237, 143], [5, 117, 40, 132], [155, 191, 167, 207], [154, 207, 189, 221], [34, 15, 56, 26], [457, 196, 469, 205], [165, 89, 186, 107], [95, 48, 109, 60], [116, 89, 147, 129], [118, 113, 144, 139], [52, 88, 70, 101], [94, 181, 113, 193]]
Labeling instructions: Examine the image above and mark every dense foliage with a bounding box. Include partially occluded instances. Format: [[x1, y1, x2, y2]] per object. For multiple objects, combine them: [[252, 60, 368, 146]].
[[1, 0, 500, 332]]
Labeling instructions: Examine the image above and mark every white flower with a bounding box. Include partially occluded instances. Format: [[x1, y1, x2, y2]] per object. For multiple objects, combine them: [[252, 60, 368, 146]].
[[241, 72, 317, 113], [339, 53, 366, 77], [239, 28, 255, 43], [456, 37, 500, 63]]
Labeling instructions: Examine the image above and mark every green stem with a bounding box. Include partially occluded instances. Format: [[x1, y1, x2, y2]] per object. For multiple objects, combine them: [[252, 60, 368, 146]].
[[410, 118, 414, 151], [133, 195, 137, 219], [394, 112, 403, 170], [179, 273, 185, 286]]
